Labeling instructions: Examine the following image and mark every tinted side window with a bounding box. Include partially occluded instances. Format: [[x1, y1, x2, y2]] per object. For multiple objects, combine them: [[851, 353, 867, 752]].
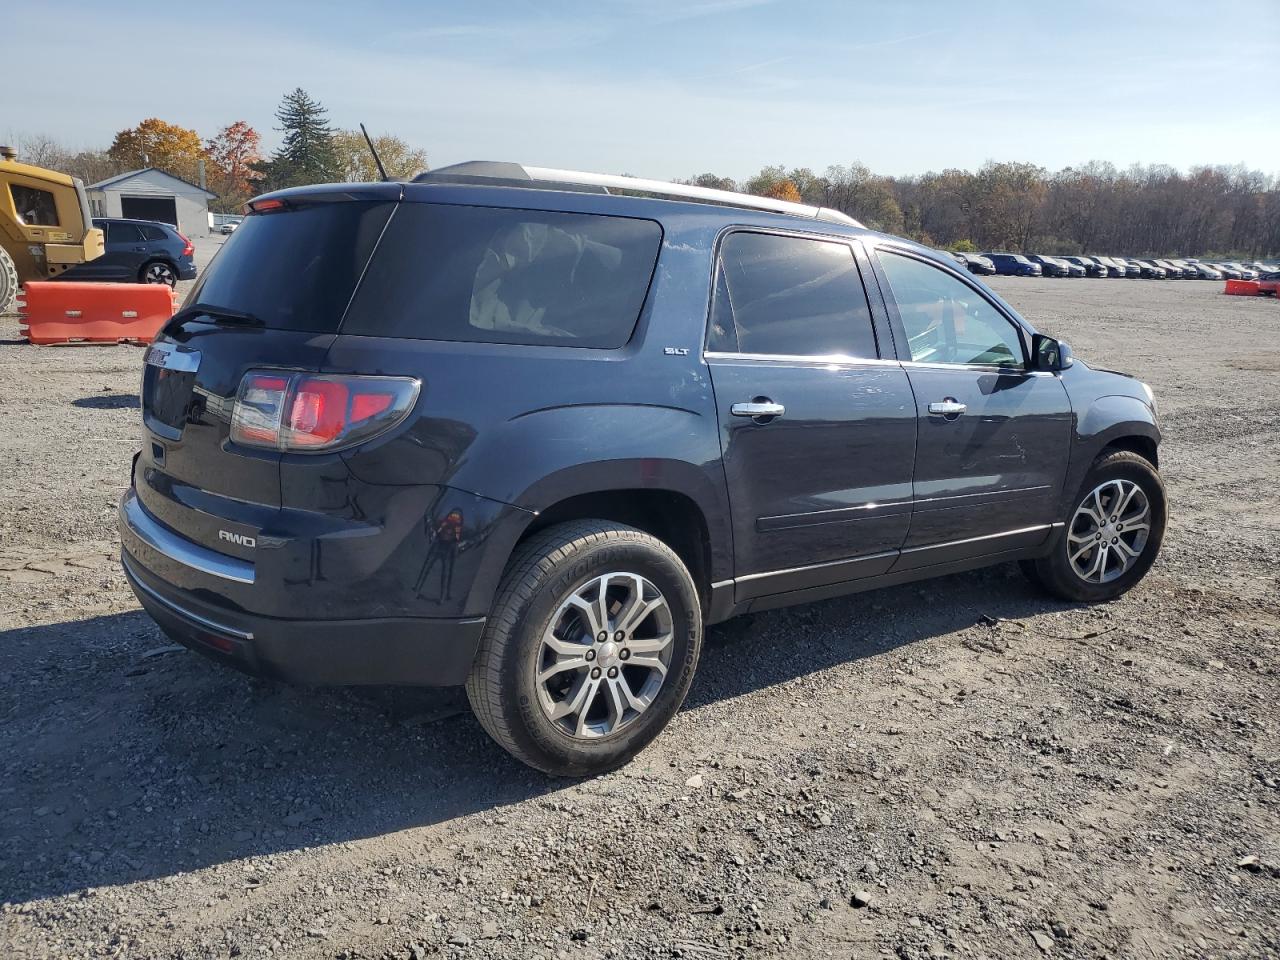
[[879, 251, 1025, 368], [139, 224, 167, 241], [709, 232, 876, 358], [108, 222, 144, 244], [344, 205, 662, 348]]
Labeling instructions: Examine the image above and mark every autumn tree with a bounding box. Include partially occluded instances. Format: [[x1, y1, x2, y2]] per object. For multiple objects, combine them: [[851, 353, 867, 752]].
[[205, 121, 261, 211], [108, 119, 204, 183], [331, 129, 427, 182], [744, 165, 789, 197], [763, 179, 803, 203], [253, 88, 337, 190]]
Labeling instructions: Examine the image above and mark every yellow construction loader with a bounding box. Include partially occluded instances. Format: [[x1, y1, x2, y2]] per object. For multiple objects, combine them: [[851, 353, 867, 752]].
[[0, 146, 105, 313]]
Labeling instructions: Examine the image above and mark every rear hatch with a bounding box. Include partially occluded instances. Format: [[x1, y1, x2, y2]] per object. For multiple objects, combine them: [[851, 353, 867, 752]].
[[136, 186, 399, 556]]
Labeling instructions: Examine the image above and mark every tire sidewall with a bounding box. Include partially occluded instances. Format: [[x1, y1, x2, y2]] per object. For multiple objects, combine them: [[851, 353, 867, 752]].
[[500, 537, 701, 775], [1052, 454, 1167, 601]]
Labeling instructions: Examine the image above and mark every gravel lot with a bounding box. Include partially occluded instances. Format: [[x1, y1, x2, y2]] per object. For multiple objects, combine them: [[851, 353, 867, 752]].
[[2, 269, 1278, 960]]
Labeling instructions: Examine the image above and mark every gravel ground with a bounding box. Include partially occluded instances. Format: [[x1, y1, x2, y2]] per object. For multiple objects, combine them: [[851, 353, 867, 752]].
[[1, 272, 1278, 960]]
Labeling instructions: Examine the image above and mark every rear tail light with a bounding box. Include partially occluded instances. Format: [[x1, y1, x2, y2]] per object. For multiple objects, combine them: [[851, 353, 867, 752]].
[[230, 372, 420, 452], [177, 231, 194, 257]]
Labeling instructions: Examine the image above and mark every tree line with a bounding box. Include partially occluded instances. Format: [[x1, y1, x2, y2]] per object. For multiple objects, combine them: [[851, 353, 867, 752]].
[[12, 95, 1276, 256], [10, 88, 427, 213], [688, 160, 1280, 258]]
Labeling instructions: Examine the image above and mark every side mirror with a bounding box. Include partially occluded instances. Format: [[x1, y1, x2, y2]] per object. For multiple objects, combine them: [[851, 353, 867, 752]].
[[1033, 334, 1073, 371]]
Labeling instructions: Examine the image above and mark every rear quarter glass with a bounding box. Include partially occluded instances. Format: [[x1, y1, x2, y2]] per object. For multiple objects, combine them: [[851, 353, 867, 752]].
[[341, 204, 662, 349], [183, 200, 396, 332]]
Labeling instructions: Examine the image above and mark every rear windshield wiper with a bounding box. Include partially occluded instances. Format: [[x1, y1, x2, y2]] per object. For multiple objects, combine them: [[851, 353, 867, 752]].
[[176, 302, 265, 326]]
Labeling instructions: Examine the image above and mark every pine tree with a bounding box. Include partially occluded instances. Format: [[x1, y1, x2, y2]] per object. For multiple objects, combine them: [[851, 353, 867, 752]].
[[260, 88, 336, 189]]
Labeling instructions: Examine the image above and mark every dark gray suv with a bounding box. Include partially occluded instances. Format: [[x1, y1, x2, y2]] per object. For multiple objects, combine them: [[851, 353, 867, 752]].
[[60, 217, 197, 286], [119, 162, 1166, 775]]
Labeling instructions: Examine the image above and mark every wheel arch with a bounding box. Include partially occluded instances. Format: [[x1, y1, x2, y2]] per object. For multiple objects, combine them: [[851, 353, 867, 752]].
[[462, 460, 732, 620], [1062, 399, 1161, 516]]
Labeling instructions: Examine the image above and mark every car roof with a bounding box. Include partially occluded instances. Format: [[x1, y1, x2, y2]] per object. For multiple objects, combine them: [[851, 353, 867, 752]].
[[95, 217, 176, 228]]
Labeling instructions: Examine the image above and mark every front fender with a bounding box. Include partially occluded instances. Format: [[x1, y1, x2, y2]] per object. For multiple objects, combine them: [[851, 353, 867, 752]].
[[1062, 394, 1160, 512]]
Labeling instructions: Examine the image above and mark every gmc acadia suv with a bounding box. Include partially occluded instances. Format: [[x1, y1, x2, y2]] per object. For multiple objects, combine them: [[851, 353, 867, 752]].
[[120, 161, 1166, 776]]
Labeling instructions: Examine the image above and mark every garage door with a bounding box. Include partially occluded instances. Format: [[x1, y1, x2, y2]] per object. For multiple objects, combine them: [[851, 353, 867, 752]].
[[120, 196, 178, 226]]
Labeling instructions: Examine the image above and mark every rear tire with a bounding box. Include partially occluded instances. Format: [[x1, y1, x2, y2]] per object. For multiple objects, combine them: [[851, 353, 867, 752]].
[[1023, 450, 1166, 602], [465, 521, 702, 777], [139, 260, 177, 287], [0, 245, 19, 315]]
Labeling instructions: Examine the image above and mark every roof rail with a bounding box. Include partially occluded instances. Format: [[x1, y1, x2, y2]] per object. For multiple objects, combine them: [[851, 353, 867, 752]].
[[413, 161, 863, 228]]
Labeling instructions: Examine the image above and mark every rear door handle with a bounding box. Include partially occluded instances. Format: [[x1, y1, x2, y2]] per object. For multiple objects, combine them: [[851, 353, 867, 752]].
[[927, 399, 966, 418], [731, 400, 785, 420]]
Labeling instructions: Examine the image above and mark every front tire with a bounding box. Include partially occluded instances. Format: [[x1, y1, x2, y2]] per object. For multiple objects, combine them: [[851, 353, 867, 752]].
[[466, 521, 702, 776], [1024, 450, 1166, 602]]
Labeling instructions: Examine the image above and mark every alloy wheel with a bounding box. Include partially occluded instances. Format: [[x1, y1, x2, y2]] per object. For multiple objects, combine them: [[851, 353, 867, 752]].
[[1066, 479, 1151, 584], [536, 572, 674, 740], [144, 262, 176, 286]]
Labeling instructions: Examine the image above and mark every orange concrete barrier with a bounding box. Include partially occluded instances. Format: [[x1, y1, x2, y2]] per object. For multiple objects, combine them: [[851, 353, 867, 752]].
[[17, 282, 178, 345], [1223, 279, 1261, 296]]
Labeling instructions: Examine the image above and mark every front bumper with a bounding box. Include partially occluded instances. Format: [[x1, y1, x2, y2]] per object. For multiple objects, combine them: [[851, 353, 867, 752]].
[[120, 491, 487, 686]]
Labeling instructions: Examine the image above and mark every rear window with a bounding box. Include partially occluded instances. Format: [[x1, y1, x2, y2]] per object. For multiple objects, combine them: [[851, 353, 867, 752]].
[[342, 204, 662, 348], [183, 200, 396, 332]]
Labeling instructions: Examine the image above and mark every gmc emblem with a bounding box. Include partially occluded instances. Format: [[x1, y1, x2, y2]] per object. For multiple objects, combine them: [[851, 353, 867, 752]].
[[218, 530, 256, 548]]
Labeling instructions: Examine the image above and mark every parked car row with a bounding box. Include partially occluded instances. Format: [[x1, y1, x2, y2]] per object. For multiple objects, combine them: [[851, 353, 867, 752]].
[[949, 251, 1278, 280]]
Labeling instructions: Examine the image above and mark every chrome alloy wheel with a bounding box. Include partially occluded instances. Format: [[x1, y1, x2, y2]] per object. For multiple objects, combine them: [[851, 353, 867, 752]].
[[536, 572, 674, 740], [1066, 479, 1151, 584]]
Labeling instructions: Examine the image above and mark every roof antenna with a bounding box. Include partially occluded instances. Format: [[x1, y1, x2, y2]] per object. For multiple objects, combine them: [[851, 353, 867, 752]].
[[360, 123, 389, 181]]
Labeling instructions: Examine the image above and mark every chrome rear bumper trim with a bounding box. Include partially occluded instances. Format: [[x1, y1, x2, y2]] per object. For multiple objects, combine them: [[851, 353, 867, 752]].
[[121, 491, 255, 585], [122, 552, 255, 641]]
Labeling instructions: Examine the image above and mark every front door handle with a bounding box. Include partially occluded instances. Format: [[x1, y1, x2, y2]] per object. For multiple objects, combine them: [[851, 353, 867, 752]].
[[731, 399, 785, 420], [927, 398, 967, 418]]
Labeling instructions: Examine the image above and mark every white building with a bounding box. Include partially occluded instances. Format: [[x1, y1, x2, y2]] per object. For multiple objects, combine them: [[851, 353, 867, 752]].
[[87, 168, 217, 235]]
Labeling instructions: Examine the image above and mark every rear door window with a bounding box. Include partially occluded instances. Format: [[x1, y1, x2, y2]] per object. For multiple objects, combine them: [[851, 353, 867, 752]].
[[139, 224, 167, 241], [182, 200, 396, 332], [343, 204, 662, 348], [707, 231, 877, 358], [107, 222, 144, 244]]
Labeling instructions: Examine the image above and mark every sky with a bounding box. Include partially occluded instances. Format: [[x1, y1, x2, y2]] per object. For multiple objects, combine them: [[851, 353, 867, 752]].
[[6, 0, 1279, 181]]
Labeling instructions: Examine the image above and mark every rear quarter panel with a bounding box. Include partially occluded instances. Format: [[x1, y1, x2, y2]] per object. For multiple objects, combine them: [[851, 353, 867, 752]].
[[324, 208, 736, 604]]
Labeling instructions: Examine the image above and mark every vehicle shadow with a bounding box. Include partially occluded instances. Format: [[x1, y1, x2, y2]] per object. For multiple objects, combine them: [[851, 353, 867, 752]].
[[71, 393, 140, 409], [0, 563, 1073, 905]]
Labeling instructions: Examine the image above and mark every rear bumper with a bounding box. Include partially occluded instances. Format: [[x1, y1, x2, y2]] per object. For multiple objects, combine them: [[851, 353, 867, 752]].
[[176, 260, 198, 280], [122, 549, 485, 685], [120, 490, 488, 686]]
